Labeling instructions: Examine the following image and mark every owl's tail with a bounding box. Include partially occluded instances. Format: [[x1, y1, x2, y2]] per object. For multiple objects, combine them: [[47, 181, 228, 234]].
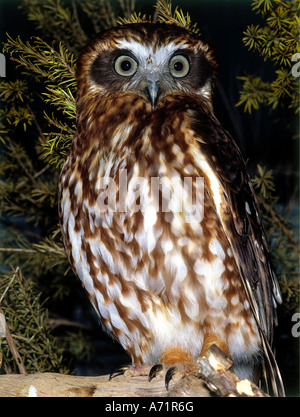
[[244, 280, 285, 397], [259, 330, 285, 397]]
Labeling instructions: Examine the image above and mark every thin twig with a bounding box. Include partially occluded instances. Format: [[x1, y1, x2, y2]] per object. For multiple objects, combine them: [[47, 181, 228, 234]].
[[6, 136, 39, 187], [33, 164, 51, 179], [0, 307, 28, 375], [0, 246, 65, 257], [0, 248, 36, 253], [0, 266, 19, 305]]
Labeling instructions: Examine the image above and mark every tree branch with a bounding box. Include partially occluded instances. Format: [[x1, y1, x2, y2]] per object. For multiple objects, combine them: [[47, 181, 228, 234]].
[[0, 345, 268, 397]]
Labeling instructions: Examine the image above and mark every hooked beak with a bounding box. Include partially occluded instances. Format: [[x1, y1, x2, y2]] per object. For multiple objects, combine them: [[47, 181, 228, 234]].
[[146, 72, 160, 109]]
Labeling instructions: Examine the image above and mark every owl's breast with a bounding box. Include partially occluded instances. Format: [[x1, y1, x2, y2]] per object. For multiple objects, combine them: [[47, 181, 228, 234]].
[[59, 106, 232, 310], [59, 103, 259, 363]]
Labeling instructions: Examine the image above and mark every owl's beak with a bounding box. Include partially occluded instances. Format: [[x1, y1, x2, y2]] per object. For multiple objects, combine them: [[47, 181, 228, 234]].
[[146, 72, 160, 109]]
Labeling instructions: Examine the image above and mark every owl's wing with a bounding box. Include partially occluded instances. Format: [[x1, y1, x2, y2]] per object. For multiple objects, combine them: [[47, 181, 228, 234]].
[[191, 108, 284, 396]]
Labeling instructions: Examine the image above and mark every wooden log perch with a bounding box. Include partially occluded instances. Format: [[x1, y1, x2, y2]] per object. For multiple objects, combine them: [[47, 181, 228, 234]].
[[0, 345, 268, 397]]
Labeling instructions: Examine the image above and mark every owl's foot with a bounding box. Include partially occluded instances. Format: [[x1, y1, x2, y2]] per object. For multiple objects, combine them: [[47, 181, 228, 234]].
[[109, 346, 204, 388], [109, 362, 197, 390], [148, 362, 199, 390], [147, 340, 231, 389], [109, 364, 154, 380]]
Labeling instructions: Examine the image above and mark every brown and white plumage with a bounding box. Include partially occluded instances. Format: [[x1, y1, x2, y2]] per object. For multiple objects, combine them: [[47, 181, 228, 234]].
[[58, 23, 284, 395]]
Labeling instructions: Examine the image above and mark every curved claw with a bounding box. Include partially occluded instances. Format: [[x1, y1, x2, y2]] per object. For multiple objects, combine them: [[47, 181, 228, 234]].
[[165, 366, 177, 390], [109, 366, 128, 380], [148, 364, 163, 382]]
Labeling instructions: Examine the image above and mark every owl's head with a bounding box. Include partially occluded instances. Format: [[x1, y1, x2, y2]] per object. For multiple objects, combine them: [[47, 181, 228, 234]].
[[77, 23, 217, 109]]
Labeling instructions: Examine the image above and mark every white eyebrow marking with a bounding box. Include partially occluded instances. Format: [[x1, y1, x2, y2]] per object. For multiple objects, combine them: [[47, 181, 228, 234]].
[[116, 39, 187, 68]]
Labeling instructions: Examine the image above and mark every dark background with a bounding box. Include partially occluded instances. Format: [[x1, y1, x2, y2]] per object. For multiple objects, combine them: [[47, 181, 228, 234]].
[[0, 0, 299, 396]]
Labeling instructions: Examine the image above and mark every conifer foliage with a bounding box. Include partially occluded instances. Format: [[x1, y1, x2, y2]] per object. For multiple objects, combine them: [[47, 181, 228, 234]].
[[237, 0, 300, 113], [237, 0, 299, 315]]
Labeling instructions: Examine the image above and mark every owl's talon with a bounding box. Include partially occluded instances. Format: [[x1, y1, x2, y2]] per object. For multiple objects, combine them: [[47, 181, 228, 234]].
[[109, 366, 128, 380], [148, 364, 163, 382], [165, 366, 178, 390], [109, 363, 180, 389]]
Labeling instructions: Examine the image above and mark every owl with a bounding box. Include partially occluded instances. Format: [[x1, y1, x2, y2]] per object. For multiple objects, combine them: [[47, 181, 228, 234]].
[[58, 23, 284, 395]]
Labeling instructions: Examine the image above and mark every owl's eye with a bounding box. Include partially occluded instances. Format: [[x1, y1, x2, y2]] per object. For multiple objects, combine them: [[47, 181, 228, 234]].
[[114, 55, 138, 77], [169, 55, 190, 78]]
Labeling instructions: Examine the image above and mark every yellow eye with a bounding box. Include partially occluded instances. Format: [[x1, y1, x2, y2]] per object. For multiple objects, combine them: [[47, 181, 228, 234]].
[[169, 54, 190, 78], [114, 55, 138, 77]]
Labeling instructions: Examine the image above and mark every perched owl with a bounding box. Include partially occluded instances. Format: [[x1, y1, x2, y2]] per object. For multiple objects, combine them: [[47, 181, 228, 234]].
[[59, 23, 284, 395]]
